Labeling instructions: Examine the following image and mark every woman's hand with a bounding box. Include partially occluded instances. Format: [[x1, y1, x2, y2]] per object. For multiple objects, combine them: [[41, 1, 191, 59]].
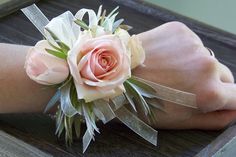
[[133, 22, 236, 130]]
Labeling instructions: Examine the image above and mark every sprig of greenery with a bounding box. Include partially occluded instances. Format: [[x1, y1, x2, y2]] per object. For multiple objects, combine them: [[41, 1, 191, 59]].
[[74, 19, 89, 30], [44, 28, 70, 58], [45, 28, 70, 52], [45, 48, 67, 59], [119, 24, 133, 31], [99, 9, 106, 26], [123, 77, 161, 123]]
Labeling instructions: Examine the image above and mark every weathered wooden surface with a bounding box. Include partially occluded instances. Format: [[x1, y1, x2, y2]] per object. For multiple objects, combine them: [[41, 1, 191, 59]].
[[196, 125, 236, 157], [0, 0, 38, 18], [0, 130, 52, 157], [0, 0, 235, 156]]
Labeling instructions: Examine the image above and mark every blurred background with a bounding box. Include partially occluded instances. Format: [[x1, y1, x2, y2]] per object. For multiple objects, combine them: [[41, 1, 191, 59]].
[[145, 0, 236, 34]]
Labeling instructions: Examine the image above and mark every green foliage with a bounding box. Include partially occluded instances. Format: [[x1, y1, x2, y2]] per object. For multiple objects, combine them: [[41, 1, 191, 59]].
[[119, 24, 133, 31], [45, 28, 70, 54], [124, 77, 160, 122], [74, 116, 82, 139], [45, 48, 67, 59], [44, 90, 60, 113], [74, 19, 89, 30]]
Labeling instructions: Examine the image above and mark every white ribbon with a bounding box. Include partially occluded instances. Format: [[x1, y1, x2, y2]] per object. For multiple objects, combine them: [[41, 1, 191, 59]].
[[114, 106, 158, 146], [93, 99, 116, 124], [21, 4, 49, 37], [60, 82, 78, 117]]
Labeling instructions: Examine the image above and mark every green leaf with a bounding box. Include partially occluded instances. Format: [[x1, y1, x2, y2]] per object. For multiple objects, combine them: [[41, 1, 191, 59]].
[[112, 19, 124, 32], [148, 106, 158, 125], [82, 101, 100, 134], [128, 77, 156, 94], [48, 41, 63, 52], [107, 6, 119, 19], [57, 119, 65, 138], [45, 28, 70, 53], [103, 12, 118, 31], [46, 48, 67, 59], [55, 109, 65, 137], [74, 19, 89, 30], [127, 77, 157, 98], [74, 116, 82, 139], [99, 9, 106, 25], [124, 92, 137, 112], [59, 76, 72, 89], [146, 98, 166, 113], [64, 116, 74, 147], [124, 80, 151, 115], [44, 90, 60, 113], [119, 24, 133, 31], [69, 82, 82, 114], [56, 40, 70, 54]]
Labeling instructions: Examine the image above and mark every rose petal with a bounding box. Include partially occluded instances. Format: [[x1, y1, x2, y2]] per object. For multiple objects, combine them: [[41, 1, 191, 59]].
[[67, 31, 93, 84]]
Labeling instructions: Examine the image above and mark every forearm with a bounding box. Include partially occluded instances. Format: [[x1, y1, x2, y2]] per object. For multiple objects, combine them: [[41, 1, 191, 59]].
[[0, 43, 56, 113]]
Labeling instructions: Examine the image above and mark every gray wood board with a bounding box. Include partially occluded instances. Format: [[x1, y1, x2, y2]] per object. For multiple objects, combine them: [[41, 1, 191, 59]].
[[0, 130, 52, 157], [0, 0, 39, 18], [0, 0, 235, 156], [196, 125, 236, 157]]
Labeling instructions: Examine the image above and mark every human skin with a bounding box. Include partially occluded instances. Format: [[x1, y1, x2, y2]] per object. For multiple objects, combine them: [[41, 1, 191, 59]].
[[0, 21, 236, 130], [134, 22, 236, 129]]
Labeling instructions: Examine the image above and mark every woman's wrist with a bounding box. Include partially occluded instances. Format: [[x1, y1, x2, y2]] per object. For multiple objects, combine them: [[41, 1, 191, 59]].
[[0, 43, 56, 113]]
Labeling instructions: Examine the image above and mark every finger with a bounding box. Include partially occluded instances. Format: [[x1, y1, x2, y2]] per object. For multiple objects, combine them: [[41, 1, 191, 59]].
[[218, 63, 234, 83], [221, 83, 236, 110], [181, 110, 236, 130]]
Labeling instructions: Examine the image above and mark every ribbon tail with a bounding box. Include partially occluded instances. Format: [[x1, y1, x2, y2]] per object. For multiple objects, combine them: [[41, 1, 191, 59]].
[[21, 4, 49, 37], [44, 90, 61, 113], [83, 129, 93, 153], [60, 82, 79, 117], [93, 99, 116, 124], [133, 76, 197, 109], [114, 106, 158, 146], [111, 95, 128, 111]]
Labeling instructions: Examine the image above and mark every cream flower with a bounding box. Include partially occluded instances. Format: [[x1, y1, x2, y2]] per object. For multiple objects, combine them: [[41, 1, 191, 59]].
[[116, 28, 145, 69], [25, 40, 69, 85]]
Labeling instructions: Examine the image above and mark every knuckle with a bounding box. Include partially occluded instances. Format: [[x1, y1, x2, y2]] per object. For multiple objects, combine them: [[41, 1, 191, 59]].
[[166, 22, 203, 46], [191, 37, 204, 48], [204, 86, 222, 102], [167, 21, 189, 32], [197, 83, 225, 112], [200, 57, 218, 73]]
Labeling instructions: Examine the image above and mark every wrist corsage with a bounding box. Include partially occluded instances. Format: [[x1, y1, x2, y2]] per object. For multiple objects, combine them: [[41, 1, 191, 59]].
[[22, 4, 197, 153]]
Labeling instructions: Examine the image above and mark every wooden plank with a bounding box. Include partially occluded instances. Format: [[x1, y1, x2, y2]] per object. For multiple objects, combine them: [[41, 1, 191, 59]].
[[0, 130, 52, 157], [212, 136, 236, 157], [0, 0, 39, 18], [196, 125, 236, 157]]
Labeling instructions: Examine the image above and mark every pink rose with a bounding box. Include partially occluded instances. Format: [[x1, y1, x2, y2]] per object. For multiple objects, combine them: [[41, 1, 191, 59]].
[[25, 40, 69, 85], [68, 33, 131, 102]]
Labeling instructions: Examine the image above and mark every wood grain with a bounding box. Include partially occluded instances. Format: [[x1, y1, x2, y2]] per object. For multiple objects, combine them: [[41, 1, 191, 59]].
[[0, 0, 38, 18], [0, 130, 52, 157], [0, 0, 235, 156]]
